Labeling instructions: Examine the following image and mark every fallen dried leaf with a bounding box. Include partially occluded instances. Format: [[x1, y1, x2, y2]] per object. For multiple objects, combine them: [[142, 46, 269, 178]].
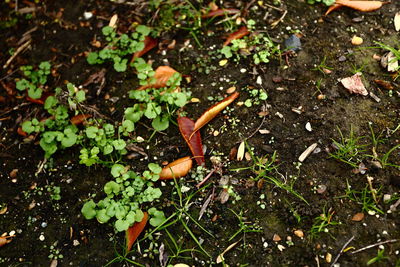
[[132, 36, 158, 61], [340, 73, 368, 96], [9, 169, 18, 178], [351, 212, 365, 222], [223, 26, 250, 46], [335, 0, 388, 12], [374, 79, 394, 90], [137, 66, 177, 90], [159, 157, 193, 180], [273, 234, 281, 242], [17, 127, 28, 137], [192, 92, 239, 136], [178, 117, 205, 165], [325, 3, 343, 16], [202, 8, 240, 19], [70, 114, 92, 125], [126, 212, 148, 252], [216, 241, 240, 263]]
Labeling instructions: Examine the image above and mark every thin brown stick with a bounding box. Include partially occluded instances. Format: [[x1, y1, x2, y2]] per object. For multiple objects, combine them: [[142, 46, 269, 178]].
[[351, 239, 399, 254], [330, 235, 355, 266], [3, 40, 31, 69]]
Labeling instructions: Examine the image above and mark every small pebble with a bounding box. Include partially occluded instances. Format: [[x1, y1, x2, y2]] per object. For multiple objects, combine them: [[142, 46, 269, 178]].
[[326, 253, 332, 263], [305, 122, 312, 132], [277, 244, 286, 251], [263, 242, 269, 248], [41, 222, 47, 228], [9, 230, 15, 236], [83, 11, 93, 20], [240, 68, 247, 73], [256, 76, 262, 85], [226, 87, 236, 94], [351, 36, 363, 46], [39, 234, 45, 241]]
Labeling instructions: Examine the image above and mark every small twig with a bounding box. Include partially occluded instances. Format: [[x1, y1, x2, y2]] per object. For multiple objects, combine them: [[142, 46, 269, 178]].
[[198, 187, 215, 220], [390, 198, 400, 212], [35, 157, 47, 176], [351, 239, 399, 255], [215, 13, 240, 25], [366, 176, 378, 204], [270, 10, 287, 28], [263, 3, 284, 12], [330, 235, 355, 267], [3, 39, 31, 69], [196, 168, 217, 188], [0, 102, 31, 118]]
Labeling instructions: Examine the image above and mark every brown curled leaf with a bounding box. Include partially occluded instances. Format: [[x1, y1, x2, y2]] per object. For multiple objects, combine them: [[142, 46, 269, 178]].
[[335, 0, 388, 12], [374, 79, 394, 90], [202, 8, 240, 19], [126, 212, 148, 252], [137, 66, 178, 91], [131, 36, 158, 61], [17, 127, 28, 137], [178, 116, 205, 165], [70, 114, 92, 125], [192, 92, 239, 136], [325, 3, 343, 15], [159, 156, 193, 180], [223, 26, 250, 46]]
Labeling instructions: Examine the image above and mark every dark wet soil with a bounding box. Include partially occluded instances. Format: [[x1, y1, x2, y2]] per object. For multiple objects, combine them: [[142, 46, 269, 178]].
[[1, 1, 400, 266]]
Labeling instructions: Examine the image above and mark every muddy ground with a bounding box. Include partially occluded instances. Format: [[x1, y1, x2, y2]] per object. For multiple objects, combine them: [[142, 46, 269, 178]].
[[1, 0, 400, 266]]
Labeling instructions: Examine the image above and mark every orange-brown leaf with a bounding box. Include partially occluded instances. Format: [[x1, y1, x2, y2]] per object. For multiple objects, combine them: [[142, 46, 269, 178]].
[[17, 127, 28, 137], [159, 156, 193, 180], [132, 36, 158, 61], [335, 0, 388, 12], [178, 116, 205, 165], [202, 8, 240, 19], [137, 66, 177, 91], [126, 212, 148, 252], [351, 212, 365, 222], [223, 26, 250, 46], [325, 3, 343, 15], [70, 114, 92, 125], [193, 92, 239, 135]]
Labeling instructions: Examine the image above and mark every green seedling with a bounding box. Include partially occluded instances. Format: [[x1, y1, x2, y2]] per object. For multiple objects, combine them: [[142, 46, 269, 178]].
[[329, 126, 366, 168], [340, 179, 384, 214], [309, 205, 340, 240], [312, 56, 333, 75], [243, 86, 268, 107], [87, 25, 151, 72], [367, 249, 389, 265], [16, 61, 51, 99], [221, 23, 279, 65], [228, 209, 262, 242], [21, 83, 86, 158], [81, 163, 166, 232]]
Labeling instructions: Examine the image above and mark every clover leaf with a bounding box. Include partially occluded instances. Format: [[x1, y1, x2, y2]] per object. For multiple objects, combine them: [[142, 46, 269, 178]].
[[148, 207, 166, 227]]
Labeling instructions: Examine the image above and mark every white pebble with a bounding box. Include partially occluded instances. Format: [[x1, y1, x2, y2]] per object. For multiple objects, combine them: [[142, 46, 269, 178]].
[[9, 230, 15, 236], [305, 122, 312, 132], [39, 234, 45, 241], [240, 68, 247, 73], [83, 11, 93, 20]]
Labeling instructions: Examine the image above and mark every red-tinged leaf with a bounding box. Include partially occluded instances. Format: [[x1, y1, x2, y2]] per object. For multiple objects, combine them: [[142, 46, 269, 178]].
[[126, 212, 148, 252], [335, 0, 388, 12], [131, 36, 158, 61], [202, 8, 240, 18], [192, 92, 239, 136], [70, 114, 92, 125], [223, 26, 250, 46], [17, 127, 28, 137], [325, 3, 343, 15], [159, 156, 193, 180], [26, 91, 53, 105], [137, 66, 177, 91], [178, 116, 205, 165]]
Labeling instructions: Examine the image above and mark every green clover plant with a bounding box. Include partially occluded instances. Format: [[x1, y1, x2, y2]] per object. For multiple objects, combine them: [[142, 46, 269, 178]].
[[16, 61, 51, 99], [81, 163, 166, 232], [87, 25, 151, 72]]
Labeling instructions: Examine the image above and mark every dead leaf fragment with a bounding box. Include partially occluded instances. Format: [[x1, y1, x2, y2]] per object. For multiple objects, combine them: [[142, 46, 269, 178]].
[[216, 241, 240, 263], [202, 8, 240, 19], [395, 12, 400, 31], [273, 234, 281, 242], [132, 36, 158, 60], [374, 79, 394, 90], [109, 14, 118, 28], [223, 26, 250, 46], [294, 230, 304, 238], [126, 212, 148, 252], [178, 117, 205, 165], [298, 143, 317, 162], [159, 157, 193, 180], [340, 73, 368, 96], [70, 114, 92, 125], [351, 212, 365, 222], [192, 92, 239, 136], [336, 0, 388, 12], [137, 66, 178, 91], [9, 169, 18, 178]]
